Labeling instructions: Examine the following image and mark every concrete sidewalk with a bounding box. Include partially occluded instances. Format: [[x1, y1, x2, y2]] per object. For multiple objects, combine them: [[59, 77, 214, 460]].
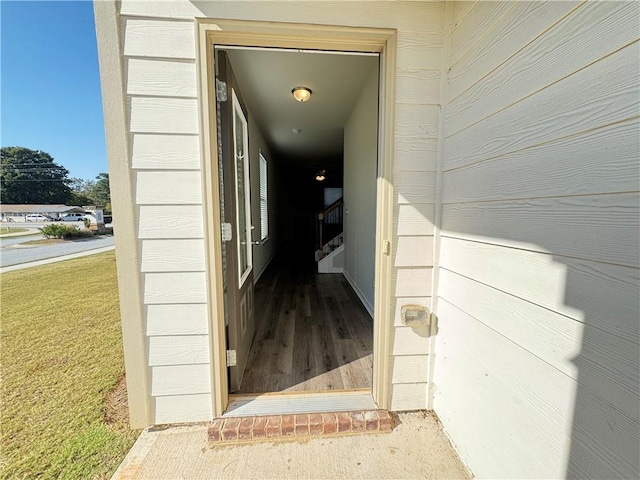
[[0, 245, 115, 273], [0, 229, 41, 238], [112, 412, 472, 479]]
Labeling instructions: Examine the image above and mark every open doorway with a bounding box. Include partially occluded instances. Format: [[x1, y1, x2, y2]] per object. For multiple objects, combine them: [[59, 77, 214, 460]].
[[215, 46, 380, 397]]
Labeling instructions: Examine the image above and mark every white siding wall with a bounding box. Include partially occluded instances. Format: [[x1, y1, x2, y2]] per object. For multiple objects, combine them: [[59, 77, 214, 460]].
[[117, 0, 445, 419], [434, 2, 640, 478], [122, 9, 211, 424]]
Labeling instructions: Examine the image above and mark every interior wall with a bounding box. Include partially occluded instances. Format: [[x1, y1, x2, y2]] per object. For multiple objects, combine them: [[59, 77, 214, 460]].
[[247, 115, 279, 282], [434, 2, 640, 478], [343, 66, 378, 315]]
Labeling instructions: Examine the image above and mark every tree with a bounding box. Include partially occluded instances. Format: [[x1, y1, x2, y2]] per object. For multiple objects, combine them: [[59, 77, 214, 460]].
[[67, 173, 111, 209], [0, 147, 72, 204], [92, 172, 111, 209], [68, 190, 94, 206], [68, 177, 96, 206]]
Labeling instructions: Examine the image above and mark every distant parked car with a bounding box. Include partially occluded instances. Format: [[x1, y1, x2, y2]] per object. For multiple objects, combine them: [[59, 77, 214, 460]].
[[25, 214, 53, 222], [61, 213, 86, 222]]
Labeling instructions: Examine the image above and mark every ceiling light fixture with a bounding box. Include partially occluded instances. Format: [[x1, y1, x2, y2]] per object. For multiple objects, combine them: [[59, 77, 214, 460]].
[[292, 86, 312, 102], [315, 169, 326, 182]]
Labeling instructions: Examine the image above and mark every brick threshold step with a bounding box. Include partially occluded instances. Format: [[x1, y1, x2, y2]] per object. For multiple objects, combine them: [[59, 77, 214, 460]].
[[209, 410, 394, 446]]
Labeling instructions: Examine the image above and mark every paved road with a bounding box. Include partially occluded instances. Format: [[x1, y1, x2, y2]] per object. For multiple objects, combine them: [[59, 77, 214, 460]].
[[0, 234, 115, 268]]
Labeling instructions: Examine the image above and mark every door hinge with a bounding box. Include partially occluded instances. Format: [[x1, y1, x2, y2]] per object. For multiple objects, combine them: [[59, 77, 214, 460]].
[[222, 222, 232, 242], [226, 350, 237, 367], [216, 79, 227, 102]]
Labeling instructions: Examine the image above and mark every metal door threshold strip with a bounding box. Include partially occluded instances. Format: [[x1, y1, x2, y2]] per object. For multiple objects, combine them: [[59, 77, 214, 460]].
[[224, 390, 376, 417]]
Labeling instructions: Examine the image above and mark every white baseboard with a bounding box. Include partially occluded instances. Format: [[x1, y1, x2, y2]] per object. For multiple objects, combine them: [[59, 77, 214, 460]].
[[343, 270, 374, 318]]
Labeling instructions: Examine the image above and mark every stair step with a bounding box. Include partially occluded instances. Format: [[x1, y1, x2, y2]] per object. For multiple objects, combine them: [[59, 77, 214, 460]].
[[209, 410, 395, 446]]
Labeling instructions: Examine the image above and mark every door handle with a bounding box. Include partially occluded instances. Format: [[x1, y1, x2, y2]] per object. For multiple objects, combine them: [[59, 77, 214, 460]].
[[251, 241, 261, 245]]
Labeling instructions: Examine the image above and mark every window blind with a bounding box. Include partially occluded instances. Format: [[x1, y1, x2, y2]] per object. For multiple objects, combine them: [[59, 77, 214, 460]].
[[259, 154, 268, 241]]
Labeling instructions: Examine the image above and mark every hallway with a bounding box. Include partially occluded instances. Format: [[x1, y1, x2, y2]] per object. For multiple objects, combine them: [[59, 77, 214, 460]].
[[236, 250, 373, 394]]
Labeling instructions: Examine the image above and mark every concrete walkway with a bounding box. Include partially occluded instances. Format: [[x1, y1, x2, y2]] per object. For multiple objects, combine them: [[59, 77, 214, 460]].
[[0, 228, 42, 238], [0, 245, 115, 273], [112, 412, 472, 479]]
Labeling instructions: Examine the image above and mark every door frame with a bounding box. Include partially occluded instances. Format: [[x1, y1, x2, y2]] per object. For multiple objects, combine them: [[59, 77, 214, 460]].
[[196, 18, 397, 418]]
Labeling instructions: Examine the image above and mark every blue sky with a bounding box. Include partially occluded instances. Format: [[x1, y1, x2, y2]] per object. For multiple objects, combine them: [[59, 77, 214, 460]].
[[1, 1, 107, 180]]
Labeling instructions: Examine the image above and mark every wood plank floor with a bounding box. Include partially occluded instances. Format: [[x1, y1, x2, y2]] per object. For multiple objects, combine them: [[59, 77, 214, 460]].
[[236, 252, 373, 394]]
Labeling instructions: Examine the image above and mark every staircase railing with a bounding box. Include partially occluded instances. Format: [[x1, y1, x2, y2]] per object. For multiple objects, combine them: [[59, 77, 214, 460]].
[[320, 232, 344, 257], [316, 197, 344, 259]]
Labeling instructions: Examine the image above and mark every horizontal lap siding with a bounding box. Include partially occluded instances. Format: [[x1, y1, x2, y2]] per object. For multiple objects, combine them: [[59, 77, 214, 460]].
[[129, 97, 199, 135], [446, 43, 639, 170], [121, 11, 210, 424], [447, 2, 637, 130], [394, 236, 433, 267], [436, 300, 638, 478], [391, 355, 429, 384], [120, 1, 445, 32], [395, 204, 435, 236], [436, 2, 640, 479], [148, 336, 210, 366], [394, 268, 433, 298], [144, 273, 207, 304], [439, 267, 639, 419], [127, 59, 197, 97], [131, 134, 200, 170], [123, 18, 195, 59], [391, 17, 440, 408], [447, 1, 579, 102], [153, 394, 212, 424], [145, 304, 209, 336], [390, 5, 439, 406], [119, 0, 446, 420], [442, 193, 639, 267], [150, 364, 211, 396], [138, 206, 204, 238], [135, 171, 202, 205], [440, 237, 639, 339], [442, 118, 640, 203], [140, 239, 206, 272]]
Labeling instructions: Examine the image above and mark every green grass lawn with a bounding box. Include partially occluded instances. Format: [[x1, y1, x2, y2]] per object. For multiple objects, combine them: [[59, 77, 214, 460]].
[[1, 251, 139, 479]]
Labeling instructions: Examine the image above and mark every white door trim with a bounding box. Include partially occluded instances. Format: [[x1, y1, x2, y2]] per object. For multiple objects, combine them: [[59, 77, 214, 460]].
[[195, 18, 397, 418], [230, 88, 253, 289]]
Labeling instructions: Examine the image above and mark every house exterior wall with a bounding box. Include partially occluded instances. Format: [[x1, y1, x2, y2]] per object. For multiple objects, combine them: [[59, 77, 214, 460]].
[[97, 0, 445, 425], [434, 2, 640, 478], [343, 66, 378, 316], [123, 15, 212, 423]]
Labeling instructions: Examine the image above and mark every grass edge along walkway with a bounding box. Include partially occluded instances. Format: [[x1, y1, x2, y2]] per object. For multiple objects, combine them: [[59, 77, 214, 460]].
[[1, 251, 139, 479], [0, 227, 36, 237]]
